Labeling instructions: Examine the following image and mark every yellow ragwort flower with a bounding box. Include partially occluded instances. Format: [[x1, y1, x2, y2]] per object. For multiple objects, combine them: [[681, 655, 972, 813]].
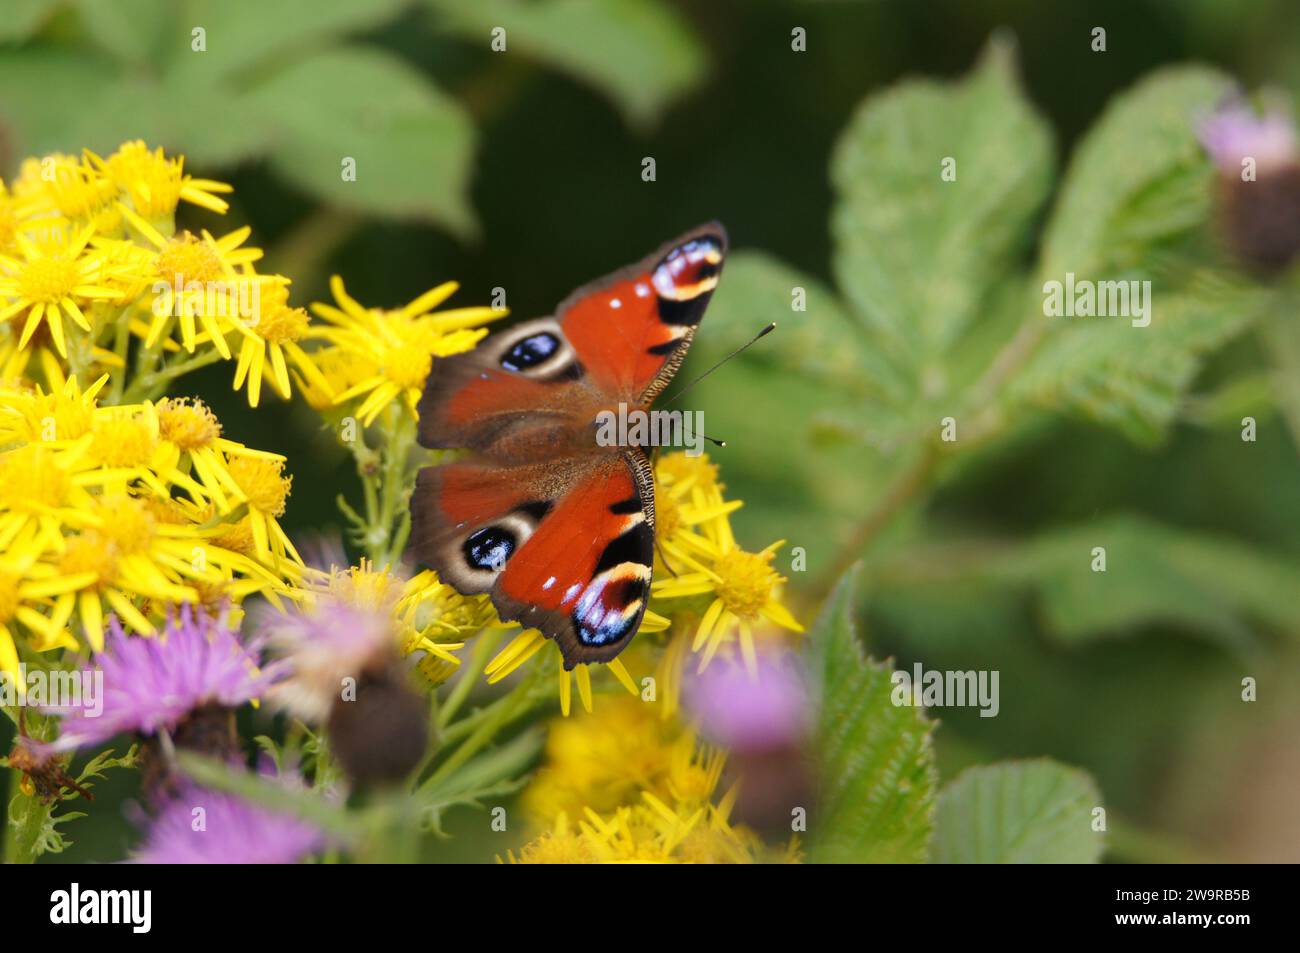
[[0, 224, 122, 357], [648, 453, 803, 674], [308, 275, 504, 425], [507, 696, 791, 864]]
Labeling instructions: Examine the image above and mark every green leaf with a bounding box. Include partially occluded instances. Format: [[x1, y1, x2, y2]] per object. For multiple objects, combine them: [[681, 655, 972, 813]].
[[1037, 66, 1232, 281], [1003, 65, 1262, 444], [0, 49, 122, 158], [881, 514, 1300, 649], [176, 751, 361, 840], [829, 34, 1053, 392], [701, 251, 908, 406], [172, 0, 409, 80], [0, 0, 62, 43], [1007, 278, 1273, 444], [245, 47, 477, 231], [808, 567, 936, 863], [933, 759, 1104, 863], [427, 0, 707, 128], [72, 0, 175, 66], [418, 726, 542, 835]]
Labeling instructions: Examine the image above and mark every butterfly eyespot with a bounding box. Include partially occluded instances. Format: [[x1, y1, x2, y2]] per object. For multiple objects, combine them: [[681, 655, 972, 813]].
[[652, 236, 725, 304], [463, 526, 517, 572], [501, 332, 560, 372]]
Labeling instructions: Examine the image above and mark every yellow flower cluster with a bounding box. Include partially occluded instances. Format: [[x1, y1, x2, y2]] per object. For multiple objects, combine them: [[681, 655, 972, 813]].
[[305, 276, 503, 426], [0, 375, 299, 681], [505, 696, 799, 863], [485, 452, 804, 716], [0, 142, 313, 406]]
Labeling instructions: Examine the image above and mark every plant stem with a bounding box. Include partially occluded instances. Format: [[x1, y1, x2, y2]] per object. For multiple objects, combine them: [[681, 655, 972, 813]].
[[421, 666, 548, 792], [813, 447, 940, 601], [122, 348, 225, 403]]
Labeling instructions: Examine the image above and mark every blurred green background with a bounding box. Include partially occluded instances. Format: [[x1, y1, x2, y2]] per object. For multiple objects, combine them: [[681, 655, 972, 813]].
[[3, 0, 1300, 862]]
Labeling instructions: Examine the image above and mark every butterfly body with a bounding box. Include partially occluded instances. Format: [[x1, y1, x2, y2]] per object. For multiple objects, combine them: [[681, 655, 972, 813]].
[[411, 224, 727, 668]]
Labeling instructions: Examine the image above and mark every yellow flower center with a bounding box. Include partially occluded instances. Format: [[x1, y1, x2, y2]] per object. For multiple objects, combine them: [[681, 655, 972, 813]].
[[157, 398, 221, 450], [16, 257, 80, 305], [211, 515, 256, 556], [714, 549, 780, 619], [156, 233, 223, 285], [59, 535, 119, 585], [0, 571, 20, 623], [93, 497, 156, 555], [656, 452, 720, 494], [328, 562, 398, 610], [381, 324, 435, 390], [653, 485, 682, 540], [89, 416, 157, 468], [256, 303, 309, 345], [229, 457, 291, 516], [0, 446, 70, 510], [513, 829, 596, 864]]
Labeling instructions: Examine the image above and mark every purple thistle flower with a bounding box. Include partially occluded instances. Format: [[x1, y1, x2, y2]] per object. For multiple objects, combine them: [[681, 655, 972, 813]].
[[1198, 99, 1298, 175], [47, 608, 283, 753], [259, 597, 394, 723], [131, 782, 325, 865], [685, 645, 811, 752]]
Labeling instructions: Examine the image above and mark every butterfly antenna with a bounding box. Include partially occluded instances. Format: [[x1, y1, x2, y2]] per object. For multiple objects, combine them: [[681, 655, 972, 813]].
[[660, 322, 777, 407]]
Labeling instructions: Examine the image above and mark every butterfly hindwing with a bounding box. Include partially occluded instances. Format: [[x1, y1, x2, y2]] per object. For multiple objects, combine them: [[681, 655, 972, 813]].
[[410, 451, 655, 668]]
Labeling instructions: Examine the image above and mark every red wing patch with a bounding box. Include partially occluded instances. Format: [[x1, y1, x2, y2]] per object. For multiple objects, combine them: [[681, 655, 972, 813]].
[[557, 223, 727, 401], [410, 452, 654, 669]]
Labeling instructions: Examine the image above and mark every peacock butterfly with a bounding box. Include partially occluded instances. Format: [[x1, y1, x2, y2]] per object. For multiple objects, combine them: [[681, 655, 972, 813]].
[[410, 223, 727, 669]]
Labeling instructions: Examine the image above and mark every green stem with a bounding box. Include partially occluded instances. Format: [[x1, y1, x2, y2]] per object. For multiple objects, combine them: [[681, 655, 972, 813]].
[[122, 348, 225, 403], [421, 666, 548, 792], [437, 628, 505, 731], [813, 447, 940, 601]]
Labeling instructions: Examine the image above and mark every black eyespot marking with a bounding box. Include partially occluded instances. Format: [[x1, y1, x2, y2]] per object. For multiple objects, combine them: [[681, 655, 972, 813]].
[[463, 526, 516, 572], [593, 522, 653, 576], [647, 339, 679, 356], [501, 332, 560, 372], [658, 292, 714, 326], [609, 496, 642, 515], [558, 362, 584, 381], [516, 500, 553, 521]]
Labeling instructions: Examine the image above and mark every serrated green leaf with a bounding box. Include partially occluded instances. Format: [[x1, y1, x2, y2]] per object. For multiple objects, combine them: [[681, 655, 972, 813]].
[[830, 34, 1053, 384], [808, 567, 936, 863], [245, 47, 476, 231], [701, 250, 907, 405], [933, 759, 1104, 863], [427, 0, 706, 128], [1038, 66, 1232, 280], [1007, 279, 1273, 444], [1000, 65, 1267, 444]]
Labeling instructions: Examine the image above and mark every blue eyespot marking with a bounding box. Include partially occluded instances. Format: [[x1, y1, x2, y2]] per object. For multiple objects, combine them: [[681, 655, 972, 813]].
[[463, 526, 516, 572], [501, 332, 559, 372]]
